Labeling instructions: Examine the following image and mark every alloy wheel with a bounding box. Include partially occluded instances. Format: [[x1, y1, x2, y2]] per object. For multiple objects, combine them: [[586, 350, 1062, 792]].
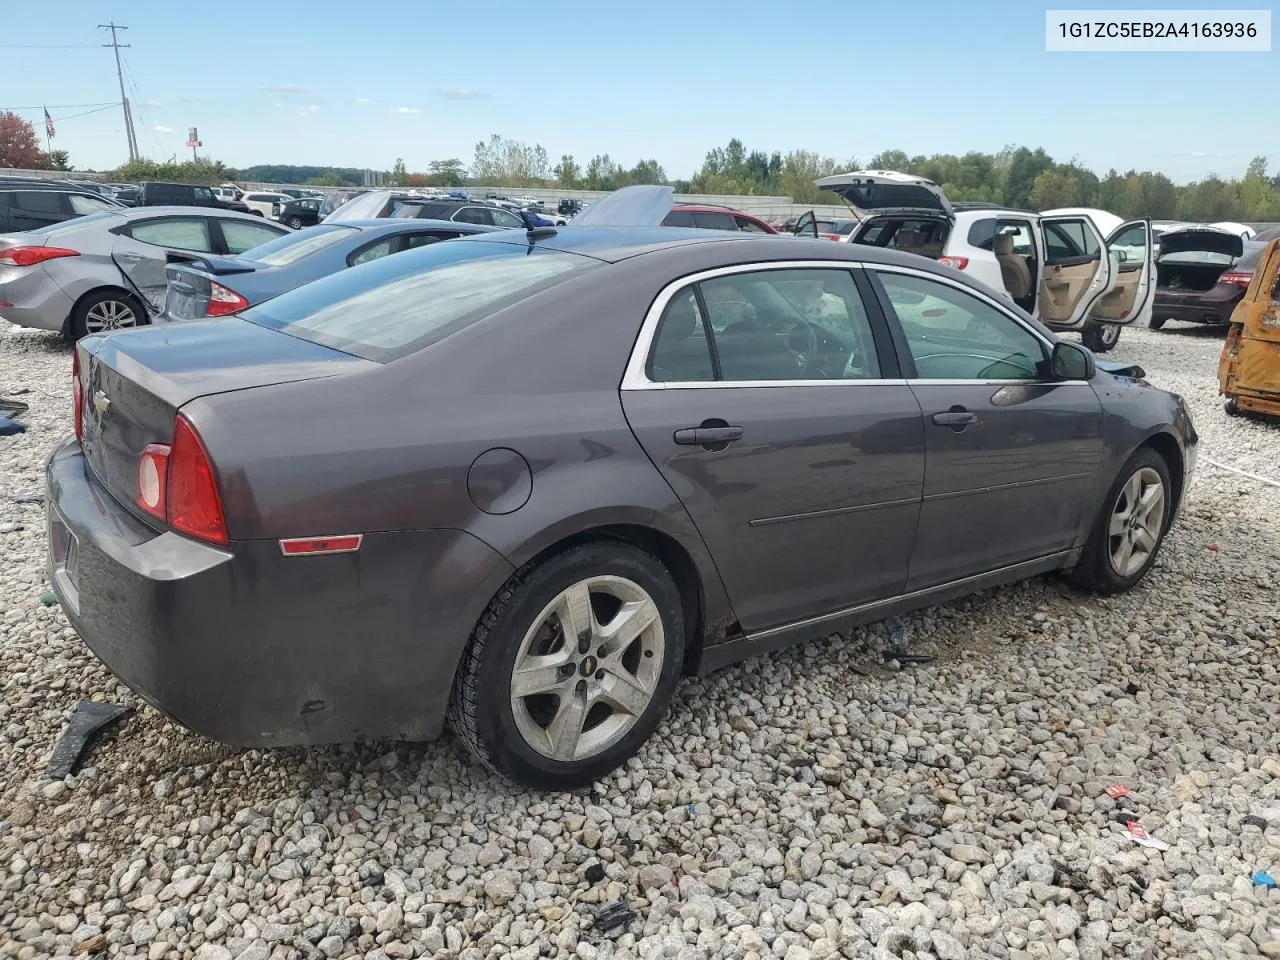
[[1108, 466, 1165, 577], [84, 299, 138, 333], [509, 575, 664, 762]]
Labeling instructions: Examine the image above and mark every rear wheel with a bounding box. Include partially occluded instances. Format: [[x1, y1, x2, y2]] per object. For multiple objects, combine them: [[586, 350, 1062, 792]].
[[288, 216, 303, 229], [1082, 320, 1122, 353], [1148, 316, 1167, 330], [448, 542, 685, 788], [1068, 448, 1172, 594], [70, 290, 147, 340]]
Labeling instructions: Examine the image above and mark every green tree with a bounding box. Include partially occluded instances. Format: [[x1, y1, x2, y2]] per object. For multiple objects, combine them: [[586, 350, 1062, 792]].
[[627, 158, 667, 185], [107, 157, 230, 185], [583, 154, 623, 191], [390, 157, 407, 185], [426, 159, 466, 186], [304, 174, 345, 186], [48, 149, 71, 171], [1029, 167, 1079, 210], [554, 154, 580, 187]]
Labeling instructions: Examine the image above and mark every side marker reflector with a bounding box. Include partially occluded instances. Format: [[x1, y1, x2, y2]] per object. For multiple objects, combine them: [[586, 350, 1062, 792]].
[[279, 534, 363, 556]]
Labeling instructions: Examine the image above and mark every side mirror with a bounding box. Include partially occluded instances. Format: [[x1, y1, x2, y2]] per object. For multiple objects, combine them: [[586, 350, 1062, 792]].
[[1114, 248, 1128, 263], [1051, 341, 1095, 380]]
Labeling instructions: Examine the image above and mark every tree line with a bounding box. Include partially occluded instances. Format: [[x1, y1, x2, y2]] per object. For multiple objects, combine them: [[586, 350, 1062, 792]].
[[4, 108, 1279, 221]]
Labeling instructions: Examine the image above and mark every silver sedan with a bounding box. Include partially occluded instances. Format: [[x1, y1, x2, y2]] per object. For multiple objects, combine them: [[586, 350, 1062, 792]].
[[0, 207, 288, 338]]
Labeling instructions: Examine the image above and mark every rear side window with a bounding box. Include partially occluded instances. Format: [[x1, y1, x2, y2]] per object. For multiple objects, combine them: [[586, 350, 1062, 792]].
[[147, 184, 189, 204], [244, 241, 598, 362], [967, 218, 998, 249], [694, 212, 736, 231], [453, 207, 493, 225], [221, 219, 286, 254], [662, 210, 696, 227], [247, 225, 358, 266], [734, 215, 770, 233], [14, 191, 66, 214]]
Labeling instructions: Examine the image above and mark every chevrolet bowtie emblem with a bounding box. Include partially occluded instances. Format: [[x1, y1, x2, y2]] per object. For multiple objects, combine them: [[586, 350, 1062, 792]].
[[92, 390, 110, 417]]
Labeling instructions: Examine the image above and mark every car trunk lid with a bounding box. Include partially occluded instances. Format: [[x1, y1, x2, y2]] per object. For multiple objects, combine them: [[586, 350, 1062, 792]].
[[163, 252, 260, 320], [1158, 226, 1244, 259], [77, 318, 372, 520], [815, 170, 954, 219]]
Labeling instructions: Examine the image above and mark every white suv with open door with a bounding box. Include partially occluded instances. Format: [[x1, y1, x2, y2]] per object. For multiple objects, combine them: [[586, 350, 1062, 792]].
[[802, 171, 1155, 353]]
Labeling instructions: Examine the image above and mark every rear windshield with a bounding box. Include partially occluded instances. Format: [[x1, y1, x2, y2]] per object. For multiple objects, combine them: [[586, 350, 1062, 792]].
[[244, 224, 358, 266], [23, 211, 119, 236], [242, 240, 597, 362]]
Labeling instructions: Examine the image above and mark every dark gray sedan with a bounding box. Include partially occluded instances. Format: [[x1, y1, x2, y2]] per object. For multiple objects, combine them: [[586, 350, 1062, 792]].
[[47, 193, 1198, 787]]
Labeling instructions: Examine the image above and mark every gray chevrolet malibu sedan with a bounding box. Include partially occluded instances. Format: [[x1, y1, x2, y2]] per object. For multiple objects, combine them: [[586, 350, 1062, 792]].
[[47, 190, 1198, 787]]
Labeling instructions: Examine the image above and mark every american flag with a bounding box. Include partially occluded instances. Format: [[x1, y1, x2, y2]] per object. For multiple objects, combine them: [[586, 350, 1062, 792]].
[[43, 107, 55, 139]]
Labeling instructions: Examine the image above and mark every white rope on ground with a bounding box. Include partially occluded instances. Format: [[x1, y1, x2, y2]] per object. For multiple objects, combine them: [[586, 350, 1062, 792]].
[[1201, 456, 1280, 489]]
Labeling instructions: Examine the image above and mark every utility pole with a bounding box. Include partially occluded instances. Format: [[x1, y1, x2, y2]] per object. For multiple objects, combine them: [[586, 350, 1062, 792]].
[[99, 22, 139, 163]]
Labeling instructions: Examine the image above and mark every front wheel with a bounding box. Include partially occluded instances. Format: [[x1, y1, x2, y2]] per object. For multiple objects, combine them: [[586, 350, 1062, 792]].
[[448, 542, 685, 788], [288, 216, 303, 229], [1067, 448, 1173, 594], [1082, 320, 1121, 353]]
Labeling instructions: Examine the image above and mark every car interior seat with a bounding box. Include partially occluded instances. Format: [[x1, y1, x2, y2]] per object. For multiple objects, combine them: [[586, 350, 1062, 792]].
[[995, 233, 1032, 300]]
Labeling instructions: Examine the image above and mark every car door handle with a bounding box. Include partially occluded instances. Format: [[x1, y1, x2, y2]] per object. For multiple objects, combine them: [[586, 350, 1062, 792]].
[[931, 408, 978, 430], [673, 422, 743, 447]]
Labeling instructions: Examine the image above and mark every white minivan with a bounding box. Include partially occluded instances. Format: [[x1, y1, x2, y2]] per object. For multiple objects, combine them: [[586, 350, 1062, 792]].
[[800, 171, 1155, 353]]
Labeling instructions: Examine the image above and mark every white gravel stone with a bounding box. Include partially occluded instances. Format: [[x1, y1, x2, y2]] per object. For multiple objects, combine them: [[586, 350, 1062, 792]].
[[3, 324, 1280, 958]]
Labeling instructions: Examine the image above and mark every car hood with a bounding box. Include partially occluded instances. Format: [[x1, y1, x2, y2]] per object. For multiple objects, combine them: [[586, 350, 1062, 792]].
[[1158, 226, 1244, 259], [814, 170, 953, 218]]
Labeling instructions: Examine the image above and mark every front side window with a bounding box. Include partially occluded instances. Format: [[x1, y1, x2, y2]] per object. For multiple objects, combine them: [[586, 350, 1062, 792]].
[[662, 210, 696, 227], [128, 217, 213, 251], [14, 191, 65, 214], [194, 186, 215, 203], [875, 271, 1046, 381], [453, 207, 493, 225], [69, 193, 115, 215], [735, 215, 770, 233], [221, 219, 286, 254], [244, 241, 596, 362], [491, 208, 524, 229], [1043, 219, 1099, 261], [693, 211, 736, 231], [646, 268, 882, 383], [404, 232, 454, 249]]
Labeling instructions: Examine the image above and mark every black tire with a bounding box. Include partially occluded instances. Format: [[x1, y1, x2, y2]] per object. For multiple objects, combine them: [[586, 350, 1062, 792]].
[[1224, 397, 1241, 417], [1067, 447, 1174, 594], [448, 542, 685, 789], [1082, 320, 1121, 353], [1148, 316, 1167, 330], [288, 216, 303, 229], [69, 289, 148, 340]]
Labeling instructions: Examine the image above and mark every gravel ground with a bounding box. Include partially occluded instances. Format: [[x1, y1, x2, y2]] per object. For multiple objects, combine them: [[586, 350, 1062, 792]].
[[1, 321, 1279, 960]]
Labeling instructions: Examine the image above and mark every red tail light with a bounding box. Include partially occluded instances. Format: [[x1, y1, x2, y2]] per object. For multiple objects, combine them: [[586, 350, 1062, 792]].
[[135, 415, 228, 544], [1219, 271, 1252, 290], [168, 416, 228, 544], [205, 281, 250, 317], [938, 255, 970, 270], [72, 350, 84, 444], [0, 246, 80, 267]]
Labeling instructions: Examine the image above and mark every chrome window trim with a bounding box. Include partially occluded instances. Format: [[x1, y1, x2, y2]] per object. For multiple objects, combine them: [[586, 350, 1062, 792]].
[[621, 259, 875, 392]]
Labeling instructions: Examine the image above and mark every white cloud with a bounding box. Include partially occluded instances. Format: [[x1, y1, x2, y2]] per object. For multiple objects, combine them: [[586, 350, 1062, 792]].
[[304, 104, 320, 114], [391, 106, 421, 114], [351, 97, 373, 106], [152, 124, 173, 133], [437, 88, 487, 101], [142, 99, 162, 108], [262, 83, 309, 94]]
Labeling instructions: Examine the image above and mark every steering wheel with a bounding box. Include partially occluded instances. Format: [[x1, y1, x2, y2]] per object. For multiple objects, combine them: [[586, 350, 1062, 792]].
[[773, 318, 820, 375]]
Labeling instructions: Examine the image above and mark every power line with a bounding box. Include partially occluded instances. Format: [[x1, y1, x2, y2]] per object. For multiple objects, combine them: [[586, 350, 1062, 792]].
[[1, 102, 119, 110], [0, 44, 102, 49], [121, 54, 160, 160], [55, 104, 121, 122]]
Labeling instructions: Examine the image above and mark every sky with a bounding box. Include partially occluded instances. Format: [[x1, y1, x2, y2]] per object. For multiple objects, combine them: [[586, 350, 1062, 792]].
[[2, 0, 1277, 183]]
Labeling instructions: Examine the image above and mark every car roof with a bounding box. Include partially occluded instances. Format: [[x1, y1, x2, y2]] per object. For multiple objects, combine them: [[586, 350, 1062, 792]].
[[111, 205, 286, 222], [454, 226, 956, 266], [324, 218, 499, 234]]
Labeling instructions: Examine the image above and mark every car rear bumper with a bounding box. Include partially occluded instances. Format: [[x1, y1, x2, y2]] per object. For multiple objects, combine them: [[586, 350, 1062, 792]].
[[46, 438, 515, 747], [1153, 289, 1240, 325], [0, 264, 75, 332]]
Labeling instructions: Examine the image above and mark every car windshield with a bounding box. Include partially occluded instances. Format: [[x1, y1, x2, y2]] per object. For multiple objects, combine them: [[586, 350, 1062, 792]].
[[242, 240, 598, 362], [241, 225, 359, 266]]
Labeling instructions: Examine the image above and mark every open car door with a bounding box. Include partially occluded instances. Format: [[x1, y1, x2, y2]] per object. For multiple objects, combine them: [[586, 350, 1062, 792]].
[[1088, 219, 1154, 326], [1037, 214, 1115, 328], [793, 210, 818, 238], [1220, 239, 1280, 416]]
